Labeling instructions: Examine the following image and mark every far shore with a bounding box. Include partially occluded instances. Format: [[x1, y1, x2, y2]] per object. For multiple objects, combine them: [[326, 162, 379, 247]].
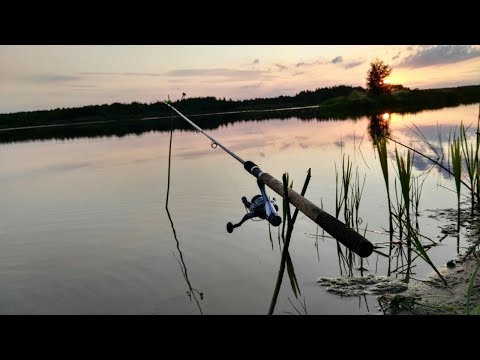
[[1, 84, 479, 144]]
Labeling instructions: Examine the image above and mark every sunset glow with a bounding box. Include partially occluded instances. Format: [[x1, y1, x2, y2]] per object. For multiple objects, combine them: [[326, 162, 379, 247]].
[[0, 45, 479, 114]]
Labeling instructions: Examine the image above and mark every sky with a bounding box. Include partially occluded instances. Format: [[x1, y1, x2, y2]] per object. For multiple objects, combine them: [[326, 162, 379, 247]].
[[0, 45, 479, 114]]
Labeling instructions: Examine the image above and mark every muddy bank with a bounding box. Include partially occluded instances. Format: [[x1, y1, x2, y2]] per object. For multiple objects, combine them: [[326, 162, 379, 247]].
[[318, 207, 480, 315], [377, 206, 480, 315], [318, 251, 480, 315], [317, 274, 408, 297], [378, 250, 480, 315]]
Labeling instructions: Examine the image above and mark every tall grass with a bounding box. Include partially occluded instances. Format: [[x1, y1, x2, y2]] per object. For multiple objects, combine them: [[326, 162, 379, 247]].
[[389, 179, 406, 276], [411, 175, 426, 218], [334, 159, 350, 276], [395, 148, 413, 282], [335, 163, 344, 219], [460, 122, 479, 215], [342, 155, 353, 225], [334, 132, 449, 284], [333, 155, 366, 276], [375, 134, 394, 275], [394, 148, 446, 285], [451, 135, 462, 232], [351, 170, 366, 233]]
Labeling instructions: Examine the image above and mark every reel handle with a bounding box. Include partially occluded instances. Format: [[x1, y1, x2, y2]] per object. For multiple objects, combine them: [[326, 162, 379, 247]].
[[258, 180, 282, 227]]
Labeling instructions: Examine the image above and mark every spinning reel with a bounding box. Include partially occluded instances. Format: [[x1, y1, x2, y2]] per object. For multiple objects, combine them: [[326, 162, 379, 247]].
[[226, 180, 282, 233]]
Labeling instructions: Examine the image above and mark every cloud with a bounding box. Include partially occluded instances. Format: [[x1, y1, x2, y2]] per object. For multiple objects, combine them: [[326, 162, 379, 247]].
[[165, 68, 266, 81], [79, 72, 163, 77], [24, 74, 81, 83], [296, 56, 361, 70], [296, 58, 329, 68], [43, 161, 91, 173], [398, 45, 480, 68], [295, 59, 327, 68], [71, 84, 98, 92], [240, 83, 261, 90], [71, 84, 97, 88], [343, 60, 364, 69], [331, 56, 343, 64], [411, 154, 433, 172], [392, 52, 401, 60], [275, 63, 287, 71], [253, 58, 259, 64]]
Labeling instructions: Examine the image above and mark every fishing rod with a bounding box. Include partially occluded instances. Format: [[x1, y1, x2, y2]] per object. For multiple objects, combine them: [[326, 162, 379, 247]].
[[164, 101, 373, 258]]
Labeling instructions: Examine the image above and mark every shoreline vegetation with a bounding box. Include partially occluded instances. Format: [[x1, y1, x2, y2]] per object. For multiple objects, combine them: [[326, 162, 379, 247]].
[[1, 84, 480, 144]]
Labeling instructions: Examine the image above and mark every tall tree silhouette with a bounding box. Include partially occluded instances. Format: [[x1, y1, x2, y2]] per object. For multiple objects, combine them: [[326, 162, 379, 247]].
[[366, 59, 392, 95]]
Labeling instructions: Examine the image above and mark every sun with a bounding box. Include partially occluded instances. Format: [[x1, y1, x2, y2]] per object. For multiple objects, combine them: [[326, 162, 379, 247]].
[[382, 113, 390, 121]]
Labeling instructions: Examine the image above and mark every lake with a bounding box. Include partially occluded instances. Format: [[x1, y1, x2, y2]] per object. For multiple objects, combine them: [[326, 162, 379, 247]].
[[0, 103, 478, 314]]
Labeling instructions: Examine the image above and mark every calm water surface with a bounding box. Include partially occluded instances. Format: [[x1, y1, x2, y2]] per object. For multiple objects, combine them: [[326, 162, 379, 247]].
[[0, 104, 478, 314]]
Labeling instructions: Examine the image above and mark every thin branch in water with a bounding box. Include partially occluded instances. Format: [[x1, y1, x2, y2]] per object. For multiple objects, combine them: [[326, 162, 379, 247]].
[[286, 296, 308, 315], [166, 208, 204, 314], [165, 114, 204, 315]]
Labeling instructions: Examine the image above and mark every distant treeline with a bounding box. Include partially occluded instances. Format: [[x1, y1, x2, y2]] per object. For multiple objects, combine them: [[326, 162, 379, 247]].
[[0, 85, 369, 128], [0, 84, 479, 144], [317, 85, 480, 118], [0, 107, 341, 144]]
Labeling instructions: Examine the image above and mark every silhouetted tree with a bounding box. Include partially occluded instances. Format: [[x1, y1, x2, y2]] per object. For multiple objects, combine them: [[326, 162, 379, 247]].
[[366, 59, 392, 96]]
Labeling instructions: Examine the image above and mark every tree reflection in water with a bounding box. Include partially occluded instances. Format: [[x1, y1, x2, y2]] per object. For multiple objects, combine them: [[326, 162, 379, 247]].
[[368, 113, 391, 145]]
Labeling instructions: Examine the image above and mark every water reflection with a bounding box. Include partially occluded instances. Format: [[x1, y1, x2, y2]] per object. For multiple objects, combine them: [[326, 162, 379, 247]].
[[284, 296, 308, 315], [165, 119, 204, 314], [359, 295, 370, 312], [0, 107, 333, 144], [368, 113, 391, 145], [165, 208, 204, 314], [1, 104, 478, 314]]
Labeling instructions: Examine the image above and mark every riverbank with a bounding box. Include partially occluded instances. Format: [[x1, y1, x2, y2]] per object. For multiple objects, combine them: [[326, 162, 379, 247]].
[[378, 212, 480, 315], [316, 203, 480, 315], [378, 250, 480, 315]]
